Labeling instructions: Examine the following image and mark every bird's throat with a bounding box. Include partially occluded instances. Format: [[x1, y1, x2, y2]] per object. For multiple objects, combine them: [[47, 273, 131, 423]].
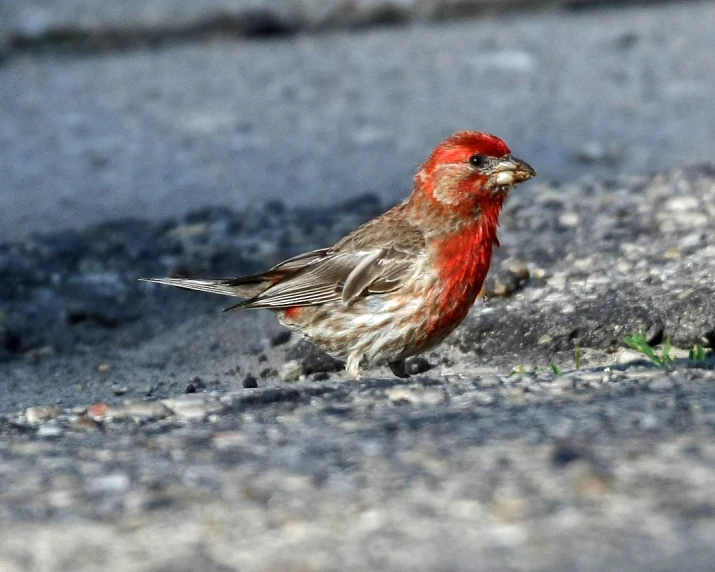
[[425, 212, 501, 338]]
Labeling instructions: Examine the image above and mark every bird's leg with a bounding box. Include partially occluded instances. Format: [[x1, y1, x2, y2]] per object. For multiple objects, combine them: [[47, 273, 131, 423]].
[[346, 353, 362, 379], [388, 359, 410, 378]]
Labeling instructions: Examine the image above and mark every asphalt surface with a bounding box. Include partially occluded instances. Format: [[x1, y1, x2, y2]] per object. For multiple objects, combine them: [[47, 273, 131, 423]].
[[2, 1, 715, 241], [1, 2, 715, 571]]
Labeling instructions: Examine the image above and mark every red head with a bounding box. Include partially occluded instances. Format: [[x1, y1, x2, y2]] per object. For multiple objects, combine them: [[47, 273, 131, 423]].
[[413, 131, 535, 218]]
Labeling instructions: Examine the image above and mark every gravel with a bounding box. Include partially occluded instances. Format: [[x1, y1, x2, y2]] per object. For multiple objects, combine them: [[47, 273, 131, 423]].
[[2, 369, 715, 571]]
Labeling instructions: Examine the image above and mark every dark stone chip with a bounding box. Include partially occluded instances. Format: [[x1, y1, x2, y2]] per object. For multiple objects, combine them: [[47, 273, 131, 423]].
[[406, 357, 432, 375], [287, 340, 343, 375], [270, 330, 292, 347]]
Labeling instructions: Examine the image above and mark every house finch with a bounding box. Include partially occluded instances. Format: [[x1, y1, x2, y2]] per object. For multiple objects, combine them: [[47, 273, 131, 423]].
[[144, 131, 535, 378]]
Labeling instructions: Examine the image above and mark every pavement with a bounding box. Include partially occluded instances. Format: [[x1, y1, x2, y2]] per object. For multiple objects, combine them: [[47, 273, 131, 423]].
[[2, 1, 715, 242], [1, 1, 715, 571]]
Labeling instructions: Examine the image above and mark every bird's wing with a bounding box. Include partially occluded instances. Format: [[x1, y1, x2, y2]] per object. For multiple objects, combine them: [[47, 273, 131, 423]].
[[233, 215, 425, 311], [233, 248, 332, 282], [219, 248, 332, 287], [235, 244, 419, 311], [143, 210, 425, 311]]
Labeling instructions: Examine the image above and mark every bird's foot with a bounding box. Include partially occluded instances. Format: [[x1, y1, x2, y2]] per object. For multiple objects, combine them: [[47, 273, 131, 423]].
[[388, 359, 410, 378], [346, 354, 362, 379]]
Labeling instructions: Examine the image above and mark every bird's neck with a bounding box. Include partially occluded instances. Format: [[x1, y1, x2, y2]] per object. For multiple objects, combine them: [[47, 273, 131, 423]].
[[406, 189, 505, 240], [421, 201, 503, 340], [432, 207, 502, 292], [400, 188, 506, 280]]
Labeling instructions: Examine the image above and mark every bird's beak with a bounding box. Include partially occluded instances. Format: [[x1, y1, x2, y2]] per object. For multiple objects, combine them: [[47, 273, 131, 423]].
[[491, 155, 536, 187]]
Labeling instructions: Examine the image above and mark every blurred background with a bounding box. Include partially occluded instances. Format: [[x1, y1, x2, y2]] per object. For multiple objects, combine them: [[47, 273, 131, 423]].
[[1, 0, 714, 241]]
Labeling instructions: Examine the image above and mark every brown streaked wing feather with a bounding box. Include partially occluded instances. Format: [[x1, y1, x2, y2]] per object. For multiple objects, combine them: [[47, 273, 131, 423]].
[[264, 248, 331, 272], [236, 243, 421, 310], [140, 277, 261, 298], [340, 247, 418, 303], [233, 210, 426, 311], [236, 251, 365, 310], [331, 204, 424, 253], [363, 253, 413, 295], [223, 248, 331, 287], [340, 249, 385, 303], [335, 213, 426, 300]]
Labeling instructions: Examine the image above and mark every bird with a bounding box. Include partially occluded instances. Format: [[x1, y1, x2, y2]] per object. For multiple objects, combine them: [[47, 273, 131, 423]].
[[143, 131, 535, 378]]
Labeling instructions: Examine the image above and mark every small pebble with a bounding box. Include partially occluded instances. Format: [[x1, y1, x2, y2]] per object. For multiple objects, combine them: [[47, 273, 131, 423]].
[[23, 346, 55, 362], [387, 388, 418, 404], [111, 384, 128, 396], [88, 473, 130, 494], [551, 443, 585, 467], [663, 247, 680, 259], [478, 376, 501, 388], [161, 395, 225, 420], [242, 375, 258, 389], [616, 349, 648, 364], [501, 258, 530, 280], [37, 423, 63, 438], [87, 402, 109, 418], [71, 416, 100, 431], [25, 405, 61, 424], [537, 335, 553, 345], [664, 196, 699, 212], [474, 393, 495, 405], [280, 360, 303, 382], [185, 376, 206, 393], [270, 330, 292, 346], [679, 232, 703, 250], [558, 212, 580, 229], [88, 400, 170, 422]]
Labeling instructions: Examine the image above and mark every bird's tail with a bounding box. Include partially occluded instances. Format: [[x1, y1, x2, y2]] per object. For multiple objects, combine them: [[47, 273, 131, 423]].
[[140, 277, 262, 299]]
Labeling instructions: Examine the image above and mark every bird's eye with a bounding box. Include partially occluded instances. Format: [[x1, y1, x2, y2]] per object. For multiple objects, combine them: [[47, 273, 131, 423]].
[[469, 154, 486, 168]]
